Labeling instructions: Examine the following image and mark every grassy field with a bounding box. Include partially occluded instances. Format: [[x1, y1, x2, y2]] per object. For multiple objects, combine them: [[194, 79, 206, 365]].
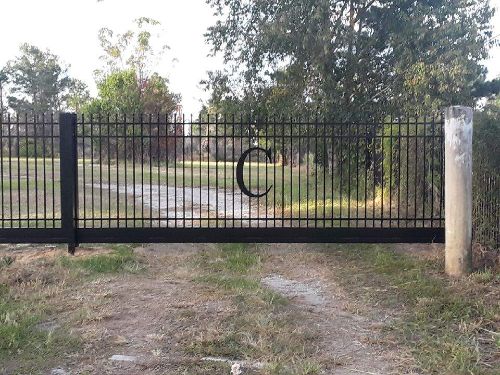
[[1, 158, 439, 228]]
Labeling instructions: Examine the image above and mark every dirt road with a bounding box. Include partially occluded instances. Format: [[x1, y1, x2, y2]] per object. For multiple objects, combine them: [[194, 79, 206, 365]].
[[0, 243, 402, 375]]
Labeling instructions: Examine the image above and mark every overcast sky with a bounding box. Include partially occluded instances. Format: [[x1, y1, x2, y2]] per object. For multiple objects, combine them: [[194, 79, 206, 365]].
[[0, 0, 499, 114]]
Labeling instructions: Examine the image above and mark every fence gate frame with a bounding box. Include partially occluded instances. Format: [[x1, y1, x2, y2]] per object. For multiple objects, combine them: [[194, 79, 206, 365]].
[[0, 111, 450, 254]]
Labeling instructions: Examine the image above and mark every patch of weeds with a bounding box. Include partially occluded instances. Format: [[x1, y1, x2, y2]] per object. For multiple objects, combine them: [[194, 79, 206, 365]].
[[220, 243, 261, 273], [186, 244, 317, 371], [325, 244, 500, 375], [196, 243, 261, 274], [195, 274, 261, 291], [188, 331, 255, 358], [298, 361, 322, 375], [0, 255, 15, 268], [59, 244, 144, 275], [0, 283, 8, 296], [469, 269, 496, 284], [260, 289, 288, 307], [0, 283, 78, 372], [175, 360, 231, 374], [266, 360, 322, 375]]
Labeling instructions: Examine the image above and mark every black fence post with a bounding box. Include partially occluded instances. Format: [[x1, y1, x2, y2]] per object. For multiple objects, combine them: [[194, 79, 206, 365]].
[[59, 113, 78, 254]]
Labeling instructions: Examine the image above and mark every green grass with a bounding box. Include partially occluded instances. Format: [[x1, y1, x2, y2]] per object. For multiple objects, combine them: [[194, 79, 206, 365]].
[[187, 244, 317, 373], [0, 281, 78, 374], [193, 243, 267, 292], [195, 274, 261, 291], [323, 244, 499, 374], [59, 244, 143, 274], [2, 158, 428, 229], [0, 255, 15, 268], [0, 243, 149, 373]]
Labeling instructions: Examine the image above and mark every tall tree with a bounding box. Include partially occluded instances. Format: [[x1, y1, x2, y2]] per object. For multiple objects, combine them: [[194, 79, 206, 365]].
[[66, 79, 91, 112], [142, 73, 181, 113], [205, 0, 495, 117], [87, 19, 180, 115], [95, 18, 169, 96], [84, 70, 142, 114], [0, 69, 7, 117], [5, 43, 84, 113], [84, 70, 180, 115]]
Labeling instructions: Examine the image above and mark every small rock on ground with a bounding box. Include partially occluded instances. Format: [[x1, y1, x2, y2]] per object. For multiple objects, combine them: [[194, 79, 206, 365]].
[[109, 354, 137, 362]]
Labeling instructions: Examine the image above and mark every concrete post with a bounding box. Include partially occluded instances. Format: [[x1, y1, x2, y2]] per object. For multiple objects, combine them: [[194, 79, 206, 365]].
[[444, 106, 473, 276]]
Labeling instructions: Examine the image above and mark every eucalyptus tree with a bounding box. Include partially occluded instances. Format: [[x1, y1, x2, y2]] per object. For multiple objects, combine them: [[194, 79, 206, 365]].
[[94, 17, 173, 106], [86, 18, 181, 162]]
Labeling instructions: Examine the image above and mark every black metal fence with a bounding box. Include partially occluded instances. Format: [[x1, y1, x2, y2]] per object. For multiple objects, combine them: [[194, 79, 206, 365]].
[[0, 114, 61, 228], [473, 170, 499, 249], [0, 112, 445, 247]]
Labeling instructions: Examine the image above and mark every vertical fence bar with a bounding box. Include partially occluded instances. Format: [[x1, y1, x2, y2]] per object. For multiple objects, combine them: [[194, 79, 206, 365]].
[[215, 114, 219, 227], [51, 113, 56, 227], [192, 115, 195, 228], [6, 114, 12, 228], [124, 114, 128, 228], [397, 117, 401, 227], [116, 114, 120, 228], [42, 114, 47, 228], [339, 121, 343, 227], [149, 114, 153, 227], [82, 114, 86, 228], [25, 114, 30, 227], [0, 115, 3, 228], [389, 116, 393, 227], [348, 122, 352, 227], [59, 113, 78, 254], [233, 114, 236, 228]]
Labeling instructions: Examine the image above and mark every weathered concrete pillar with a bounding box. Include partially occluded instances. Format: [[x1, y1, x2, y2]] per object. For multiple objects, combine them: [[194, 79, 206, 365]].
[[444, 106, 473, 276]]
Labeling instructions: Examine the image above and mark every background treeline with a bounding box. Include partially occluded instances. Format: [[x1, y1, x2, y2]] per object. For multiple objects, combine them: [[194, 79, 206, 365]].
[[0, 17, 180, 119]]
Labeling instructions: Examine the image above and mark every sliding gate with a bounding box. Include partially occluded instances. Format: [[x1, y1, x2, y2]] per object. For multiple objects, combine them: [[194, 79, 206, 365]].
[[0, 112, 445, 248]]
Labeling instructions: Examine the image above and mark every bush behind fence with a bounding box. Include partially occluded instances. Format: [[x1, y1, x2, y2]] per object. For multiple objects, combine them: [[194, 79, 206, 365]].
[[472, 169, 499, 249]]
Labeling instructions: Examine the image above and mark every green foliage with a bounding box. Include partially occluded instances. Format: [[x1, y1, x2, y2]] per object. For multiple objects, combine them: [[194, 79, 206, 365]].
[[0, 283, 78, 367], [472, 100, 499, 248], [17, 138, 48, 158], [96, 17, 168, 83], [0, 256, 14, 268], [205, 0, 494, 117], [380, 116, 443, 217], [85, 70, 142, 114], [327, 245, 499, 374], [474, 100, 500, 173], [0, 69, 7, 116], [86, 18, 180, 115], [59, 245, 143, 274], [66, 79, 91, 112], [4, 44, 88, 113], [142, 73, 180, 113]]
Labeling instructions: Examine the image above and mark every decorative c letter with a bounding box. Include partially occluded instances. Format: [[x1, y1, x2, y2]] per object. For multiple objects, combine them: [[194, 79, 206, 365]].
[[236, 147, 273, 198]]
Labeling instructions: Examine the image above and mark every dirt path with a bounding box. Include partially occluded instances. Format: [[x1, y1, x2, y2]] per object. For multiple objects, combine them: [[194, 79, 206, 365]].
[[259, 244, 398, 374], [92, 183, 269, 226], [1, 243, 401, 374]]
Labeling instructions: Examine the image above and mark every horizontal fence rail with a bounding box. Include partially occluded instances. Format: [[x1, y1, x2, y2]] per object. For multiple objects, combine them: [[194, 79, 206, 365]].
[[0, 112, 446, 245]]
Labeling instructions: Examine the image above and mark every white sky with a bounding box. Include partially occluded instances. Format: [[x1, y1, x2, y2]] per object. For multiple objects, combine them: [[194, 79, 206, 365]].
[[0, 0, 499, 114]]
